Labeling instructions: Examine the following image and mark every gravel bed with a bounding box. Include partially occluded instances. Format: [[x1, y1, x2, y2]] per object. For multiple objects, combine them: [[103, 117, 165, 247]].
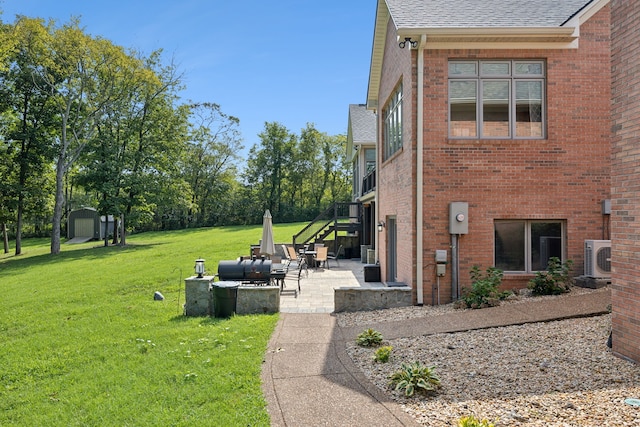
[[345, 313, 640, 426], [335, 286, 606, 328]]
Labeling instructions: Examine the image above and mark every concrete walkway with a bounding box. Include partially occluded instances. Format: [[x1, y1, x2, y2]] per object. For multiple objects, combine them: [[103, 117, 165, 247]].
[[262, 264, 611, 426]]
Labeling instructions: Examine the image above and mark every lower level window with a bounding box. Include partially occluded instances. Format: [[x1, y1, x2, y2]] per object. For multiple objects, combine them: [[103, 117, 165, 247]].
[[494, 220, 564, 272]]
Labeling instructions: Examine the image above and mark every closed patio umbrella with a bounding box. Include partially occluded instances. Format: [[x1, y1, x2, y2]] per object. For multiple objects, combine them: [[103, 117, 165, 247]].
[[259, 209, 276, 256]]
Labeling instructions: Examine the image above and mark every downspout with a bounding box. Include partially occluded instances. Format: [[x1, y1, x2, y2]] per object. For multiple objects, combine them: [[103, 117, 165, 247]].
[[415, 35, 426, 305]]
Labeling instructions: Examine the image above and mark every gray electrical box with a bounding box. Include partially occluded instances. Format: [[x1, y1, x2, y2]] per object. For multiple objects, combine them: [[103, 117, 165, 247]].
[[449, 202, 469, 234], [435, 250, 447, 263]]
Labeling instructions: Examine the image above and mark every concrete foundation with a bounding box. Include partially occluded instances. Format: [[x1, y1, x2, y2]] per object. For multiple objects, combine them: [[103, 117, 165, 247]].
[[574, 275, 611, 289]]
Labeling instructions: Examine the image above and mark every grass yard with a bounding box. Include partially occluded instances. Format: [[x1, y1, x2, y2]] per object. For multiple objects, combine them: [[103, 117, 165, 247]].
[[0, 223, 305, 426]]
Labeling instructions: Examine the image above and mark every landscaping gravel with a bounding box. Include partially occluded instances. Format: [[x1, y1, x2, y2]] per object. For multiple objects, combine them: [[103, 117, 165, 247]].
[[335, 286, 604, 328], [342, 288, 640, 426]]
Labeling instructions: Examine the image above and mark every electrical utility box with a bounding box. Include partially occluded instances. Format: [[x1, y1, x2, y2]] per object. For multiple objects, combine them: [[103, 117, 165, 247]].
[[435, 250, 447, 276], [449, 202, 469, 234]]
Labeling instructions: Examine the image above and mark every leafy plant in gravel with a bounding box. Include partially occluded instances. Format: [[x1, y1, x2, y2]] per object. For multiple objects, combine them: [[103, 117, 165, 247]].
[[457, 265, 510, 309], [374, 345, 392, 363], [356, 328, 383, 347], [458, 415, 496, 427], [528, 257, 574, 296], [388, 361, 440, 397]]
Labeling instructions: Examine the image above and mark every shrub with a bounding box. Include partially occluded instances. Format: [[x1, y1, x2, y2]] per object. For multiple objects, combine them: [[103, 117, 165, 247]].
[[458, 415, 496, 427], [458, 266, 509, 309], [528, 257, 574, 296], [356, 328, 383, 347], [374, 346, 392, 363], [388, 361, 440, 397]]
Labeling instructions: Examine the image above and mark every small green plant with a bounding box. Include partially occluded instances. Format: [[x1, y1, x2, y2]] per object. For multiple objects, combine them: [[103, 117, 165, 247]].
[[374, 346, 392, 363], [528, 257, 574, 296], [388, 361, 440, 396], [458, 415, 496, 427], [356, 328, 383, 347], [458, 266, 509, 309]]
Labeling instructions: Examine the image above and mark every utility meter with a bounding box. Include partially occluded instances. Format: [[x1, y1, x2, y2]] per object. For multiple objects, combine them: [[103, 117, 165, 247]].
[[449, 202, 469, 234]]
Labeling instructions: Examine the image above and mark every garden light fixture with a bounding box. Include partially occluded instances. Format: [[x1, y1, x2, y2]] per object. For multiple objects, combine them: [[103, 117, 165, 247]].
[[194, 258, 205, 278]]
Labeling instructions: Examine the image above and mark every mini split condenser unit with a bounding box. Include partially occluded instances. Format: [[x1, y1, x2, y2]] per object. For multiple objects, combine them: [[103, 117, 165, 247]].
[[584, 240, 611, 279]]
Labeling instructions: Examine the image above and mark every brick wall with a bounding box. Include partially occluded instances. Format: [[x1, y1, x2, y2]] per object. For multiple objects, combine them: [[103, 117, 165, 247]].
[[377, 16, 416, 293], [376, 7, 611, 305], [610, 0, 640, 363]]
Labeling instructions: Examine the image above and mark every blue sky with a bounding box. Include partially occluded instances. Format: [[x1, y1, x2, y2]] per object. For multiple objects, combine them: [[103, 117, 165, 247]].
[[0, 0, 376, 151]]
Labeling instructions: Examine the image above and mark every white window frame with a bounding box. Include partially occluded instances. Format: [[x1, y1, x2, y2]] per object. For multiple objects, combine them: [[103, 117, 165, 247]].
[[449, 60, 545, 140], [383, 83, 403, 159]]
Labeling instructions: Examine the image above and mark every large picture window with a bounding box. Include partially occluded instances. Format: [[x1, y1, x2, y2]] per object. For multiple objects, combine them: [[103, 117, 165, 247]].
[[383, 83, 403, 159], [494, 220, 564, 272], [449, 60, 545, 139]]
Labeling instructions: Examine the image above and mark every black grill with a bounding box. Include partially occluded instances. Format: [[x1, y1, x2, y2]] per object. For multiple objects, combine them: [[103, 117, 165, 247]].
[[217, 258, 272, 284]]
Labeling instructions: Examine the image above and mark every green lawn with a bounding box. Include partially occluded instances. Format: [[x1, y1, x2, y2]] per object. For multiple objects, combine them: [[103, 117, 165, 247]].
[[0, 223, 305, 426]]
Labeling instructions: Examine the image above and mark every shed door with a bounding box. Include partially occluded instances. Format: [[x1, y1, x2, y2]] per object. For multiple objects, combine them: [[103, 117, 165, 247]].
[[75, 218, 94, 237]]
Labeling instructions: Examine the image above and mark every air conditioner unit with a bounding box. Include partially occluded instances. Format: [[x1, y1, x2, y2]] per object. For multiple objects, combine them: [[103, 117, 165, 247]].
[[584, 240, 611, 279]]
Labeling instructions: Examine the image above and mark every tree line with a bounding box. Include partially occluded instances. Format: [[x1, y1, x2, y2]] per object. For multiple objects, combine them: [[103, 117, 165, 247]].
[[0, 16, 351, 255]]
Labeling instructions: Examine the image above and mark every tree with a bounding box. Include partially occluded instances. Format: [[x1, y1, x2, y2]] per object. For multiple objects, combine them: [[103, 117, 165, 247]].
[[1, 17, 57, 255], [245, 122, 296, 221], [181, 102, 243, 227], [324, 133, 351, 203], [117, 55, 189, 239], [26, 19, 139, 254]]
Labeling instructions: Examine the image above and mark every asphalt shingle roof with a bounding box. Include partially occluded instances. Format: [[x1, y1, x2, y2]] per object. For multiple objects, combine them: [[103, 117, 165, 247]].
[[349, 104, 377, 144], [386, 0, 594, 28]]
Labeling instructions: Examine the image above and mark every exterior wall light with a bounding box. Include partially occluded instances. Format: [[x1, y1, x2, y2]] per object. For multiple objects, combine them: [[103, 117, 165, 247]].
[[398, 37, 417, 49], [377, 221, 385, 232], [194, 258, 205, 278]]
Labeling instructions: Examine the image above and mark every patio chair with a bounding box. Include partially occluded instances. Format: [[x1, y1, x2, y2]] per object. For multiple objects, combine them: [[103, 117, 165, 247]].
[[286, 246, 302, 266], [327, 245, 343, 268], [251, 246, 261, 259], [279, 246, 307, 297], [314, 246, 328, 268]]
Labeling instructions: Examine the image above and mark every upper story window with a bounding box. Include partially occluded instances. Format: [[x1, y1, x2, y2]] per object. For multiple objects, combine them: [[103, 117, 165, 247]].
[[383, 83, 403, 159], [364, 148, 376, 173], [449, 60, 545, 139]]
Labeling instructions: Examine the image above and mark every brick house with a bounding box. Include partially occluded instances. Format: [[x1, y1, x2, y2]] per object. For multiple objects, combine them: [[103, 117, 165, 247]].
[[366, 0, 612, 305], [610, 0, 640, 363]]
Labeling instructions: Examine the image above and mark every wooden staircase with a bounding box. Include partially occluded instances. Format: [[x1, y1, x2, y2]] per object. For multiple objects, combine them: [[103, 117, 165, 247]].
[[292, 202, 362, 254]]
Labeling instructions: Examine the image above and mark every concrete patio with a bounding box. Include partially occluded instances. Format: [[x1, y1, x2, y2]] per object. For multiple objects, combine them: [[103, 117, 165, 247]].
[[279, 258, 390, 313]]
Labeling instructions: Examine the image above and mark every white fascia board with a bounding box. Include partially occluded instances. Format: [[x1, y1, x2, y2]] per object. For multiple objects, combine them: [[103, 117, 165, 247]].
[[397, 26, 579, 49], [367, 0, 389, 111]]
